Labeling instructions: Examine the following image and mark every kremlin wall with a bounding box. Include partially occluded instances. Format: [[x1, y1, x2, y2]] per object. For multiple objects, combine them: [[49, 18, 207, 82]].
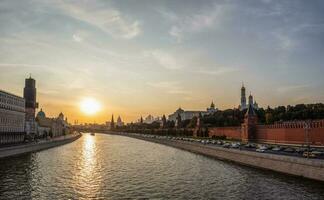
[[203, 104, 324, 146], [208, 120, 324, 146], [191, 84, 324, 146]]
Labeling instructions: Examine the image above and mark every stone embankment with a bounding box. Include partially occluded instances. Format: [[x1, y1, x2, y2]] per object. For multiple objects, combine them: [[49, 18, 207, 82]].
[[0, 133, 82, 159], [113, 132, 324, 182]]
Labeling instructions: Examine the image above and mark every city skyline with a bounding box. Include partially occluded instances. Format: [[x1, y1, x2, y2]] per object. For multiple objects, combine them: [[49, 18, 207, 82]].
[[1, 0, 324, 123]]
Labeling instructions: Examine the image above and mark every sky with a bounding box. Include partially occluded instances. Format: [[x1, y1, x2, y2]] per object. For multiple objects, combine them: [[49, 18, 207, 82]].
[[1, 0, 324, 123]]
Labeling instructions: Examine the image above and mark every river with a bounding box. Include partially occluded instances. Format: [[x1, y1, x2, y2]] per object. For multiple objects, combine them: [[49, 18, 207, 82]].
[[0, 133, 323, 199]]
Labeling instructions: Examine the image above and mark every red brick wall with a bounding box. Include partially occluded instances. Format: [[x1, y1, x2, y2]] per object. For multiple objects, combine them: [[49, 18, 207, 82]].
[[207, 120, 324, 146], [256, 125, 324, 145], [209, 127, 241, 140]]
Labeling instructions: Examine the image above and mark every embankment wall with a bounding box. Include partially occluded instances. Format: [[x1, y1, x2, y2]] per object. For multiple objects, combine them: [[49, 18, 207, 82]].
[[0, 133, 81, 159], [119, 133, 324, 182]]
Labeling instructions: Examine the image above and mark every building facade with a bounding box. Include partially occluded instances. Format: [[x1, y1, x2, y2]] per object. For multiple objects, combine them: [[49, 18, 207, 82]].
[[169, 102, 217, 122], [36, 109, 71, 138], [0, 90, 26, 145]]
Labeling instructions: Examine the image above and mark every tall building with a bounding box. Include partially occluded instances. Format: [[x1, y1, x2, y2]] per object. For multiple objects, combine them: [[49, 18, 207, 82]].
[[24, 76, 38, 120], [116, 116, 124, 127], [110, 114, 115, 129], [239, 83, 259, 111], [248, 93, 253, 106], [240, 83, 247, 110], [0, 90, 26, 145], [24, 76, 38, 134]]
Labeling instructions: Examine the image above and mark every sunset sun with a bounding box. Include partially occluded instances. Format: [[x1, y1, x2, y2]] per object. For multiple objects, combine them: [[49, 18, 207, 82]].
[[80, 98, 101, 115]]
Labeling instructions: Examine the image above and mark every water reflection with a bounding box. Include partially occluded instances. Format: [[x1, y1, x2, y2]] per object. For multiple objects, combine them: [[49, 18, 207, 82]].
[[0, 154, 37, 199], [73, 133, 102, 199], [0, 133, 324, 199]]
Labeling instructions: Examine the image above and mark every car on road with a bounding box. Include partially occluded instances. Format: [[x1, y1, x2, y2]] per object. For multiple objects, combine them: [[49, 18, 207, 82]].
[[311, 151, 323, 157], [256, 148, 265, 153], [231, 143, 240, 148], [294, 148, 306, 154], [245, 143, 256, 148], [303, 151, 317, 158], [271, 146, 283, 151], [222, 143, 230, 148], [284, 148, 295, 153], [258, 145, 268, 150]]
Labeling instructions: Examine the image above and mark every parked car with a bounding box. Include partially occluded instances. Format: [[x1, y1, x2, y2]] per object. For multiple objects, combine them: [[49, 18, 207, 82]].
[[311, 151, 323, 156], [258, 145, 268, 150], [222, 143, 230, 148], [271, 146, 283, 151], [245, 143, 256, 148], [256, 148, 265, 153], [284, 148, 295, 153], [231, 143, 240, 148], [303, 151, 317, 158], [294, 148, 306, 153]]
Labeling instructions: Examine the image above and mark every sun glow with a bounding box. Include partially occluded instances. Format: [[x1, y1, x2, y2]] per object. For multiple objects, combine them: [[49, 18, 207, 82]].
[[80, 98, 101, 115]]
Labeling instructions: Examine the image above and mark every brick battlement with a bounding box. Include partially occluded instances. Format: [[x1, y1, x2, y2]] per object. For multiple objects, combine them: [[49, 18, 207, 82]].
[[207, 119, 324, 146], [258, 120, 324, 129]]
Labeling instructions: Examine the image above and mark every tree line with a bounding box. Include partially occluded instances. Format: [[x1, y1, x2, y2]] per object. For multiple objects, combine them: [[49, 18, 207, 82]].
[[115, 103, 324, 130]]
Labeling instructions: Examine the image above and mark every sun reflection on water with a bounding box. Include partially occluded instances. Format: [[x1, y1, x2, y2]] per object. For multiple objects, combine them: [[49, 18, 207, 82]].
[[73, 133, 102, 198]]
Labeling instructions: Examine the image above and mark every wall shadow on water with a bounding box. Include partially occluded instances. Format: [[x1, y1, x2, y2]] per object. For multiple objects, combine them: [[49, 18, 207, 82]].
[[0, 153, 37, 199]]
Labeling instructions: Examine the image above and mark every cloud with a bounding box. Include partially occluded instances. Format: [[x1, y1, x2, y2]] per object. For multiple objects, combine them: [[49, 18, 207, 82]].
[[195, 67, 238, 76], [147, 81, 191, 95], [277, 84, 311, 93], [72, 34, 82, 42], [55, 1, 141, 39], [148, 49, 183, 70], [163, 3, 228, 42], [272, 31, 295, 51]]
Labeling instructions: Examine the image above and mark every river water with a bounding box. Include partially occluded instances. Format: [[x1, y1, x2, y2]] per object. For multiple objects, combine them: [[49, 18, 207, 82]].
[[0, 133, 323, 199]]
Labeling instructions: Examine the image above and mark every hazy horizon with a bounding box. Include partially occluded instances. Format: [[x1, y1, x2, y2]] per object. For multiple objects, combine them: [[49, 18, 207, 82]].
[[1, 0, 324, 123]]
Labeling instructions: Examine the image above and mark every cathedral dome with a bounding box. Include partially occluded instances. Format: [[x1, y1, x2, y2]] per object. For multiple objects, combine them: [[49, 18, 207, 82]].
[[176, 107, 184, 113], [210, 101, 215, 108], [36, 108, 46, 118], [58, 112, 64, 120], [117, 116, 122, 123]]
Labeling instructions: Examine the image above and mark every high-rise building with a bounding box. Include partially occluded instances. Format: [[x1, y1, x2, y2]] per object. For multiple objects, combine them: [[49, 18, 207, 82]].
[[23, 76, 38, 134], [24, 76, 38, 120]]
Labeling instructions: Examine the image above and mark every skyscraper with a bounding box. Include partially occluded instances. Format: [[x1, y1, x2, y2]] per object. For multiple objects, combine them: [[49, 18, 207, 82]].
[[24, 76, 38, 120], [23, 76, 38, 134]]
